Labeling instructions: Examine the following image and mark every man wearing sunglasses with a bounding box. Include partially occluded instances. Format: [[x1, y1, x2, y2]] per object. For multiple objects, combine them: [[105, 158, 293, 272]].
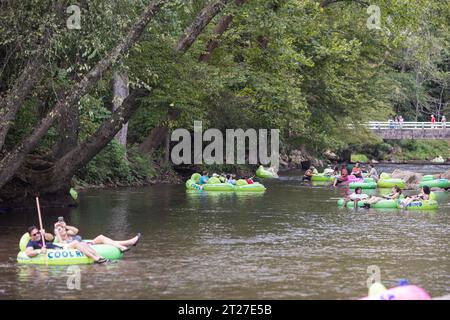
[[25, 226, 62, 257]]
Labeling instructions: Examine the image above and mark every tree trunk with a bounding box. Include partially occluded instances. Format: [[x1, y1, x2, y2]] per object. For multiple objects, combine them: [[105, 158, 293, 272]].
[[50, 88, 149, 191], [138, 125, 169, 154], [56, 0, 231, 179], [112, 71, 130, 148], [0, 1, 165, 190], [198, 0, 246, 63], [52, 102, 80, 159], [176, 0, 232, 53], [0, 1, 65, 152], [0, 44, 47, 152], [164, 131, 170, 163], [139, 0, 234, 155], [0, 0, 230, 207]]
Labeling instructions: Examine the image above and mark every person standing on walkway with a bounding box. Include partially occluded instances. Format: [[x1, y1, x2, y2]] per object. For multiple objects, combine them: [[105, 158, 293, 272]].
[[388, 117, 394, 129], [399, 115, 404, 128], [431, 114, 436, 128], [441, 115, 446, 128]]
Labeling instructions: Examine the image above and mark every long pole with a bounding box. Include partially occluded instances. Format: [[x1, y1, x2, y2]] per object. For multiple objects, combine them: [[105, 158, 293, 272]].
[[35, 197, 45, 248]]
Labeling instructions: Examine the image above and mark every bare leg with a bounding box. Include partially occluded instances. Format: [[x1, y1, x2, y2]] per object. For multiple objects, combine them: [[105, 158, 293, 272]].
[[342, 198, 350, 207], [68, 241, 102, 261], [368, 196, 382, 204], [114, 235, 139, 247], [91, 235, 128, 251], [400, 196, 416, 208]]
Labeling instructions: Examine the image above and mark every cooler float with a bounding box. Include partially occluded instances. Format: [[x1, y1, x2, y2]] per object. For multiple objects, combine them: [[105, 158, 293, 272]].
[[16, 233, 123, 265]]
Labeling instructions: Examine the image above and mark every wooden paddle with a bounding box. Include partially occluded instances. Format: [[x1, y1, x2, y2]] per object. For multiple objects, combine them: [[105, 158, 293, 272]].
[[35, 197, 45, 248]]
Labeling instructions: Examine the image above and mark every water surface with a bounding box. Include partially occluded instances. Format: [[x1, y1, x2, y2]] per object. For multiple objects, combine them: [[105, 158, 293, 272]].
[[0, 171, 448, 299]]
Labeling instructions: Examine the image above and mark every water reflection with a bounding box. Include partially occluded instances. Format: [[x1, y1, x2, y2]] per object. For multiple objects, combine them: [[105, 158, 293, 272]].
[[0, 173, 448, 299]]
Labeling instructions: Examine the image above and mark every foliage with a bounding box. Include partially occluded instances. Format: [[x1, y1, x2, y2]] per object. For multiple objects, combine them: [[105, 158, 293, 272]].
[[76, 141, 156, 185], [351, 154, 369, 163], [1, 0, 449, 189], [389, 140, 449, 161]]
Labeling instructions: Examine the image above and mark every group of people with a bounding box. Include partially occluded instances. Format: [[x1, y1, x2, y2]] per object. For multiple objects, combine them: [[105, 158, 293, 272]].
[[431, 114, 446, 128], [303, 162, 379, 187], [342, 185, 432, 209], [198, 172, 256, 185], [304, 162, 436, 209], [25, 218, 141, 264], [388, 115, 404, 128], [388, 114, 447, 129], [332, 162, 379, 186]]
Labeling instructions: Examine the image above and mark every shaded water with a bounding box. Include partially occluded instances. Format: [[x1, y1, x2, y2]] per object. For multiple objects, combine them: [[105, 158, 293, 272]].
[[0, 170, 449, 299]]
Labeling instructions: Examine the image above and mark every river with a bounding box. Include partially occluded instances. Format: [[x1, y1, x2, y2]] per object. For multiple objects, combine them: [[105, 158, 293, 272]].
[[0, 168, 449, 299]]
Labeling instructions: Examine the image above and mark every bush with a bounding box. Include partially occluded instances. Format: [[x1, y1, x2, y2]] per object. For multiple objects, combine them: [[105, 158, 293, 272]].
[[76, 141, 156, 185], [389, 140, 449, 160], [351, 154, 369, 162]]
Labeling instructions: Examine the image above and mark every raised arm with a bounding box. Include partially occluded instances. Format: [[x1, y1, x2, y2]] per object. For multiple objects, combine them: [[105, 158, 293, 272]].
[[65, 225, 79, 236], [54, 227, 63, 244]]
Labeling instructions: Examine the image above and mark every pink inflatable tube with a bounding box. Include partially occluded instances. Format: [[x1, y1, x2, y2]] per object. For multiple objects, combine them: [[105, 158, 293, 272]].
[[360, 285, 431, 300], [347, 175, 363, 183]]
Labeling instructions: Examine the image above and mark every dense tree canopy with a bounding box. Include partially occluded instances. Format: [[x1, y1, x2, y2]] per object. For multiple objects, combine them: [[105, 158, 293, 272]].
[[0, 0, 448, 205]]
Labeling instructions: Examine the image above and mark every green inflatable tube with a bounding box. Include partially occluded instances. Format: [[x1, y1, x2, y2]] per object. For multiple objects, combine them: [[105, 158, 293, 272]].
[[234, 182, 266, 192], [185, 179, 266, 192], [185, 179, 203, 190], [337, 198, 399, 209], [377, 179, 405, 188], [17, 234, 123, 265], [419, 179, 450, 189], [421, 175, 435, 181], [203, 183, 235, 192], [191, 173, 201, 182], [349, 181, 377, 189], [311, 174, 334, 182], [69, 188, 78, 201], [402, 200, 438, 210], [256, 165, 274, 179]]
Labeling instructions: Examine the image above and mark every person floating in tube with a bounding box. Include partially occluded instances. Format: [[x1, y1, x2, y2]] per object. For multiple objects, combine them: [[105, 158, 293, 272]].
[[25, 226, 62, 258], [366, 164, 379, 182], [342, 187, 369, 209], [362, 186, 402, 208], [333, 165, 349, 187], [399, 186, 431, 209], [53, 217, 141, 263], [303, 166, 317, 181]]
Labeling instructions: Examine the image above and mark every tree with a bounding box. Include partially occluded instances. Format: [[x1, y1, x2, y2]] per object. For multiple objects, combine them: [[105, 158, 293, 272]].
[[0, 0, 166, 190]]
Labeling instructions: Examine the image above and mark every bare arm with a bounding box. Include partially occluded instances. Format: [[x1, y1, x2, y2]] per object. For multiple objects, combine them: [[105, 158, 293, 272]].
[[44, 233, 54, 241], [54, 228, 63, 243], [25, 246, 44, 257], [66, 225, 79, 236]]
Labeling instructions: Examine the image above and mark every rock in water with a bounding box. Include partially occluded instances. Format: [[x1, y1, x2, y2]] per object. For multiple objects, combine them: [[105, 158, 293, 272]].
[[390, 169, 423, 189], [431, 156, 444, 163], [442, 169, 450, 180]]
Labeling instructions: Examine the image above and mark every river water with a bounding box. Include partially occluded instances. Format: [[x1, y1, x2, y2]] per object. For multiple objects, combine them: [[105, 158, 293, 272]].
[[0, 168, 449, 299]]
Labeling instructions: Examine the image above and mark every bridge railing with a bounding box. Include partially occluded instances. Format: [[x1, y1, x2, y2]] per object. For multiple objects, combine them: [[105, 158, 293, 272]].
[[367, 121, 448, 130]]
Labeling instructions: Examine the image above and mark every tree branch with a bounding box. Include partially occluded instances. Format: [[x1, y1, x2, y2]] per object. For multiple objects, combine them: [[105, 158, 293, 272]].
[[0, 1, 166, 189], [51, 88, 149, 188], [176, 0, 232, 53], [199, 0, 246, 63]]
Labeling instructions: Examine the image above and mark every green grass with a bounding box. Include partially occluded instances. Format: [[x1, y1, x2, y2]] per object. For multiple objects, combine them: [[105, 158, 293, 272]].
[[393, 140, 449, 161]]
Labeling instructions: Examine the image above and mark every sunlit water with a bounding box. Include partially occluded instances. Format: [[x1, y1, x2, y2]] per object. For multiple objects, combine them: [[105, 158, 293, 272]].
[[0, 169, 449, 299]]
